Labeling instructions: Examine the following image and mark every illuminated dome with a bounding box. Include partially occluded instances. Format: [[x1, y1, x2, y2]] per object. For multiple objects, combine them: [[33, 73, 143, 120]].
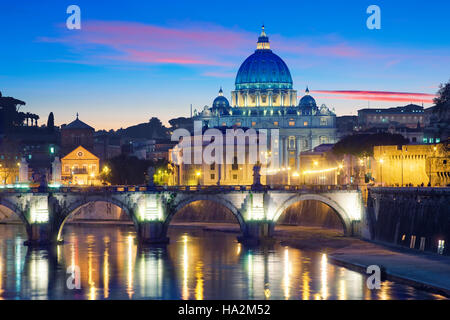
[[212, 87, 230, 109], [299, 87, 318, 114], [299, 87, 317, 108], [235, 26, 293, 90]]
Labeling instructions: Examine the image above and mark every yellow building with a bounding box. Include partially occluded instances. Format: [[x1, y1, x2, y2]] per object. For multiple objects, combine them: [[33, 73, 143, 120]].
[[373, 141, 450, 187], [61, 146, 100, 186]]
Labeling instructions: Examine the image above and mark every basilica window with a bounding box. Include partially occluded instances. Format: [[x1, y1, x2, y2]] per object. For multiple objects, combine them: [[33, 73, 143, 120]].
[[289, 136, 295, 149], [319, 136, 328, 144]]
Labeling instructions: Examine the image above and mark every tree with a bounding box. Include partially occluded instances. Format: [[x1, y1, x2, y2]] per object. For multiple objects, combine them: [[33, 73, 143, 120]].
[[333, 133, 408, 157], [433, 79, 450, 121], [47, 112, 55, 131], [103, 154, 152, 185]]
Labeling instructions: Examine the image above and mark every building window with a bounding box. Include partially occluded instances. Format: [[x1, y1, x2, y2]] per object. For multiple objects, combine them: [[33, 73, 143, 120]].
[[289, 121, 295, 126], [210, 174, 215, 180], [65, 166, 70, 173], [303, 121, 308, 126], [320, 118, 327, 126], [233, 174, 238, 180], [319, 136, 328, 144], [210, 163, 215, 170], [252, 121, 256, 127], [221, 122, 226, 126], [273, 121, 279, 126], [235, 122, 241, 127]]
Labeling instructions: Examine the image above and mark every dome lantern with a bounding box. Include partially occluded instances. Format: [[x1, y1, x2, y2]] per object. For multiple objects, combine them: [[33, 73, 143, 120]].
[[256, 25, 270, 50]]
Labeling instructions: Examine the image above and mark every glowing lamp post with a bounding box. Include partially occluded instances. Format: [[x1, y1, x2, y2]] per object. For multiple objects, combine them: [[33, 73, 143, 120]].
[[196, 170, 201, 186]]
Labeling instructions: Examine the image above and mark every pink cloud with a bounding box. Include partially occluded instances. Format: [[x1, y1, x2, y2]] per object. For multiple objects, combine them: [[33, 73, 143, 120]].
[[310, 90, 435, 103], [39, 21, 251, 67]]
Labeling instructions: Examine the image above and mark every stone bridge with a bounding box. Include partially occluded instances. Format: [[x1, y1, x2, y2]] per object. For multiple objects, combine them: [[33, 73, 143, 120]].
[[0, 185, 363, 246]]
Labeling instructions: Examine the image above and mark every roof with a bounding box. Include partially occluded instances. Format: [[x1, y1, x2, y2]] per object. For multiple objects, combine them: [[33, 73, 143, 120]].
[[63, 116, 94, 130], [358, 104, 424, 115], [62, 146, 99, 161]]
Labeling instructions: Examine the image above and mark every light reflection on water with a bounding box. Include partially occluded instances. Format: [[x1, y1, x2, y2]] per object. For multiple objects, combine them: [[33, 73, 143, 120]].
[[0, 224, 445, 300]]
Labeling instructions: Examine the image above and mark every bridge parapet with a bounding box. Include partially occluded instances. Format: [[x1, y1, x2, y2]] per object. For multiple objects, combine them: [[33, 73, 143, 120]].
[[0, 185, 364, 246]]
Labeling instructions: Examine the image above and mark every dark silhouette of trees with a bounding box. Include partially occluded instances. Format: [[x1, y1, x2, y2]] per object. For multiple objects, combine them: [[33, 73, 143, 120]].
[[333, 133, 408, 157], [47, 112, 55, 131], [103, 154, 152, 185], [115, 116, 169, 140], [433, 79, 450, 121]]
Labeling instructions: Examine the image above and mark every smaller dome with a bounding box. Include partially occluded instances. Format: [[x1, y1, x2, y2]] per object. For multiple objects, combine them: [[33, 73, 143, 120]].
[[299, 87, 317, 109], [212, 87, 230, 109]]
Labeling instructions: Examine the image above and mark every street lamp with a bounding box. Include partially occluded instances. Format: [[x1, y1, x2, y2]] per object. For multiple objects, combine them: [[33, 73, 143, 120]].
[[196, 170, 201, 186]]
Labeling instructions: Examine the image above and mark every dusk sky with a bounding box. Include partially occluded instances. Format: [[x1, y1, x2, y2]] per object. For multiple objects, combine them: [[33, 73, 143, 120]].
[[1, 0, 449, 130]]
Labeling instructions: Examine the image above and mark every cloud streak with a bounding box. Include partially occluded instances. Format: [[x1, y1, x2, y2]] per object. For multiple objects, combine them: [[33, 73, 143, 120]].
[[311, 90, 435, 103]]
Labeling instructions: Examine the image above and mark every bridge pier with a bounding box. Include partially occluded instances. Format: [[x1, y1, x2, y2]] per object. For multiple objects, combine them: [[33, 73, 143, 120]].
[[137, 221, 170, 245], [238, 221, 275, 246], [23, 223, 54, 246]]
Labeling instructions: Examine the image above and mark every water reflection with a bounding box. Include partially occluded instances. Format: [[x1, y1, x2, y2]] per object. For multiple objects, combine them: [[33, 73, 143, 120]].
[[0, 224, 445, 300]]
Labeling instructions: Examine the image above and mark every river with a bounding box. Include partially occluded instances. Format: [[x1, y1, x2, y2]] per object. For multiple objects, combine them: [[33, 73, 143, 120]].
[[0, 224, 444, 300]]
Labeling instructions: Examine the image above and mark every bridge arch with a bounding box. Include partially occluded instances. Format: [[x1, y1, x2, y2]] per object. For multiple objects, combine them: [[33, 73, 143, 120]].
[[273, 194, 353, 236], [0, 197, 30, 227], [165, 194, 247, 235], [56, 196, 139, 242]]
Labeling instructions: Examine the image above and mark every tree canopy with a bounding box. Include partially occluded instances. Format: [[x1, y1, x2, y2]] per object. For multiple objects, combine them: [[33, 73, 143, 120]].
[[433, 79, 450, 121], [332, 133, 408, 157]]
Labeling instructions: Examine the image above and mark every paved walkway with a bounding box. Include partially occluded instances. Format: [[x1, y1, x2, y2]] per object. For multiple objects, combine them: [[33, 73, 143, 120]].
[[329, 241, 450, 297]]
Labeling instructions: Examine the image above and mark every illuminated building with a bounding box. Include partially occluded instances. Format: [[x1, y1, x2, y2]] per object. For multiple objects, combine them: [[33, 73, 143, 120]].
[[61, 146, 100, 185], [299, 144, 341, 185], [357, 104, 427, 130], [169, 135, 266, 186], [61, 114, 95, 156], [195, 26, 337, 182], [373, 142, 450, 186]]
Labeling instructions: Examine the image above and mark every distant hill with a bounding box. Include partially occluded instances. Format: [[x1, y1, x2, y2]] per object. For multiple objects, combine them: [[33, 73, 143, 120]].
[[115, 117, 169, 140]]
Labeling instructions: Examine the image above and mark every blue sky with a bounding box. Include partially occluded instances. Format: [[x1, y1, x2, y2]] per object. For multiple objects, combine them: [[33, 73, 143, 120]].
[[0, 0, 449, 129]]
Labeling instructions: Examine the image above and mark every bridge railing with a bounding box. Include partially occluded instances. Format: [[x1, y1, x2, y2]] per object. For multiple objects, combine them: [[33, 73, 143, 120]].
[[0, 184, 361, 193]]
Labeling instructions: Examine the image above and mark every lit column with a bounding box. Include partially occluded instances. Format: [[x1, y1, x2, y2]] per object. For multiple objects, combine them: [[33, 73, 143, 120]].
[[296, 136, 301, 171]]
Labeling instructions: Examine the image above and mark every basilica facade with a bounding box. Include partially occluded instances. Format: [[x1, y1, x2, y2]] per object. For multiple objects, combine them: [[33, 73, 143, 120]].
[[195, 27, 337, 174]]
